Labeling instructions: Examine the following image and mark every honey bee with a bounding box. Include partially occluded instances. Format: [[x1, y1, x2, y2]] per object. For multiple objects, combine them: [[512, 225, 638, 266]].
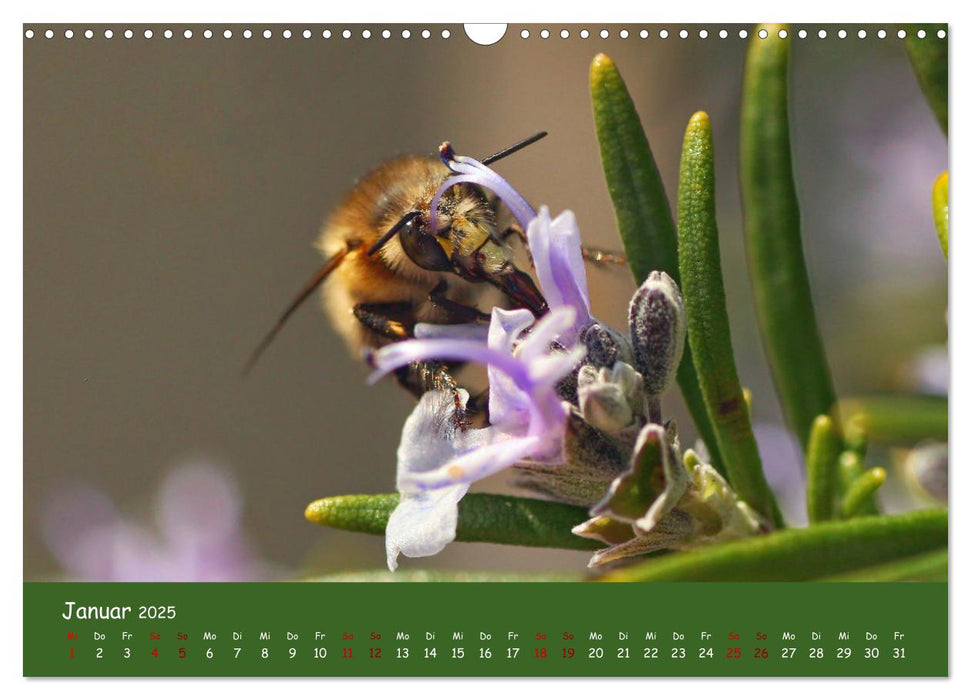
[[244, 133, 552, 402]]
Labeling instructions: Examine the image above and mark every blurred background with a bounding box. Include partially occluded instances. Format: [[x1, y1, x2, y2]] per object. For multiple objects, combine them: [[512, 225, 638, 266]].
[[24, 24, 947, 579]]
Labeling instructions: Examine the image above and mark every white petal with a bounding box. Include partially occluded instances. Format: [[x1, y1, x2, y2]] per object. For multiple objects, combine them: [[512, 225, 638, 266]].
[[385, 483, 470, 571], [396, 389, 472, 489]]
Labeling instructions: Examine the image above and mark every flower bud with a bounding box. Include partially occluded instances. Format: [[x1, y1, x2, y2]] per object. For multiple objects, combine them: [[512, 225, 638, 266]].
[[577, 362, 644, 434], [579, 321, 633, 369], [628, 271, 686, 396]]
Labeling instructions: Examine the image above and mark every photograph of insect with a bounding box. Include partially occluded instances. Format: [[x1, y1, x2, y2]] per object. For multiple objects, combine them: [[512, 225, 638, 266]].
[[244, 132, 622, 415]]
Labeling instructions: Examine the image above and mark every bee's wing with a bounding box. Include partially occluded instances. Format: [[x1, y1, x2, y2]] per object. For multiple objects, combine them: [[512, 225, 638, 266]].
[[242, 246, 352, 376]]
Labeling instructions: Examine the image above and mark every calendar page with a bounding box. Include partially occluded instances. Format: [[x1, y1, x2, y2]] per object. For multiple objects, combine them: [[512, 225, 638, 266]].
[[22, 20, 949, 679]]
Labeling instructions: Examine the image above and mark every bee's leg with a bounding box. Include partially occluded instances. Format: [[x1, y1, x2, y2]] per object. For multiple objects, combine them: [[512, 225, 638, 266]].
[[502, 223, 627, 266], [427, 280, 490, 323], [354, 301, 470, 426], [580, 247, 627, 265], [501, 224, 534, 265], [353, 301, 415, 342]]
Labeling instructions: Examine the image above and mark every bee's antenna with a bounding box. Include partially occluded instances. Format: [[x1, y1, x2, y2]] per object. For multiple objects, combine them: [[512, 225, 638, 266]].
[[367, 210, 419, 257], [480, 131, 548, 166], [242, 246, 352, 377]]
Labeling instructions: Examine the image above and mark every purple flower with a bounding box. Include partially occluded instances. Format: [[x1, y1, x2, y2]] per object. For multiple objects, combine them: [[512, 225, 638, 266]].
[[41, 461, 271, 582], [430, 146, 594, 340], [526, 206, 593, 339], [429, 145, 537, 235], [370, 306, 585, 569]]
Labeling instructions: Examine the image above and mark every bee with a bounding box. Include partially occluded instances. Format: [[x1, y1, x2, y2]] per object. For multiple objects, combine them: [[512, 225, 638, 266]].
[[244, 133, 552, 403]]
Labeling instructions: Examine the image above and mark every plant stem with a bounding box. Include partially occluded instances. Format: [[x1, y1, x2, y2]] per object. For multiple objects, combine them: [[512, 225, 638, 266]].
[[599, 509, 947, 582], [677, 110, 783, 529], [740, 23, 838, 452]]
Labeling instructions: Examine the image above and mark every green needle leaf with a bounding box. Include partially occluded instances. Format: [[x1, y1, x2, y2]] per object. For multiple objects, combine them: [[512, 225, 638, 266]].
[[903, 24, 948, 134], [677, 110, 783, 529], [740, 23, 838, 452], [589, 52, 724, 477], [837, 451, 880, 517], [933, 171, 948, 260], [840, 467, 887, 519], [806, 415, 841, 523], [818, 549, 947, 583], [599, 509, 947, 582], [305, 493, 598, 551], [838, 395, 948, 445]]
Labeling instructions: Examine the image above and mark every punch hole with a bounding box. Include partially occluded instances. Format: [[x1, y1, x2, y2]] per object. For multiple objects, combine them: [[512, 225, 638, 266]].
[[421, 30, 431, 39], [719, 29, 728, 39], [464, 24, 506, 46], [163, 29, 173, 39], [639, 29, 648, 39], [84, 29, 93, 39], [678, 29, 688, 39], [24, 29, 34, 39], [699, 29, 709, 39], [561, 29, 570, 39], [620, 29, 629, 39], [64, 29, 74, 39], [580, 29, 589, 39]]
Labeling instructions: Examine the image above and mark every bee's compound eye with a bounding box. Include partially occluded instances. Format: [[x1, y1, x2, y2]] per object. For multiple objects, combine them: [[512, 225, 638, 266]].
[[399, 219, 453, 272]]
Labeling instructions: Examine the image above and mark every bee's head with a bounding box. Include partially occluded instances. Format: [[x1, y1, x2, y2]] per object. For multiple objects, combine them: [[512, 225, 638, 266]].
[[367, 135, 551, 317]]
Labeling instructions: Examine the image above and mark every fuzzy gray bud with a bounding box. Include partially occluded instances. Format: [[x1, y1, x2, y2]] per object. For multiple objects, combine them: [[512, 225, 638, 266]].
[[577, 362, 644, 434], [579, 322, 633, 369], [629, 271, 686, 396]]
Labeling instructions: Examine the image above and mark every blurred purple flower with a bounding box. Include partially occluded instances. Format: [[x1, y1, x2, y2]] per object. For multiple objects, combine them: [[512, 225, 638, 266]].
[[41, 461, 270, 581], [752, 423, 807, 526]]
